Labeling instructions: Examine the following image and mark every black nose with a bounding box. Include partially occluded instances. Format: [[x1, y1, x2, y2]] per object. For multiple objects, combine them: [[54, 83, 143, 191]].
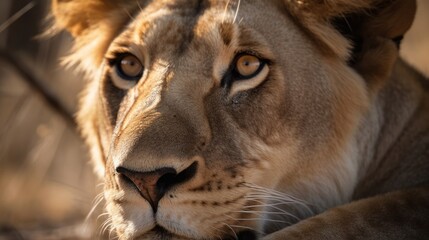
[[116, 162, 198, 212]]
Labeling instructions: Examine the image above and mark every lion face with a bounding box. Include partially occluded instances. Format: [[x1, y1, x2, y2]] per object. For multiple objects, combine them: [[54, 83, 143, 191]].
[[52, 0, 416, 239], [99, 3, 367, 238]]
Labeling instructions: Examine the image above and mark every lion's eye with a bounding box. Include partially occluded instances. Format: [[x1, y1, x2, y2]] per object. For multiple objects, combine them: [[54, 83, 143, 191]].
[[235, 54, 262, 78], [116, 54, 143, 80], [224, 53, 269, 96], [110, 53, 144, 89]]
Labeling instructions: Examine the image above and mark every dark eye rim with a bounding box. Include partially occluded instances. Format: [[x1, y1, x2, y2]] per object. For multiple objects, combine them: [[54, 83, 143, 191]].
[[221, 52, 269, 87], [108, 53, 144, 81]]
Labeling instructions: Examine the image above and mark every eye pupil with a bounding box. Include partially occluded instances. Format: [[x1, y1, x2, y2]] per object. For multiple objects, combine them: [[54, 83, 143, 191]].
[[236, 55, 261, 78], [117, 54, 143, 80]]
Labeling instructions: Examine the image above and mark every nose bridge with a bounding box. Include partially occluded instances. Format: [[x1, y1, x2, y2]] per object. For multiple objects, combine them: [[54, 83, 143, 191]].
[[157, 71, 213, 151], [114, 107, 194, 168], [112, 75, 212, 170], [163, 65, 213, 144]]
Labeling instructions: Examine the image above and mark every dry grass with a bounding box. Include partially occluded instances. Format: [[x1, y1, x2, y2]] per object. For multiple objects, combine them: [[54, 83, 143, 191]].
[[0, 1, 428, 240]]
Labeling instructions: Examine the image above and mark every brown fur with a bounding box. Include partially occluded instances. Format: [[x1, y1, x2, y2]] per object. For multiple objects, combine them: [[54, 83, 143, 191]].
[[52, 0, 429, 239]]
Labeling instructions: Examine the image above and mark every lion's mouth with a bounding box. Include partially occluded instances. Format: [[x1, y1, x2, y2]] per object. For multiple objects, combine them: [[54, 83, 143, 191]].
[[149, 225, 174, 238]]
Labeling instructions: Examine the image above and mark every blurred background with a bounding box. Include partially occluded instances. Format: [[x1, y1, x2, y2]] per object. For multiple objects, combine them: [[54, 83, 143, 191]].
[[0, 0, 99, 239], [0, 0, 428, 239]]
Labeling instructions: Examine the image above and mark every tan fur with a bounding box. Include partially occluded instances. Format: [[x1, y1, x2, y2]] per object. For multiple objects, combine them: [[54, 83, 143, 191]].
[[52, 0, 429, 239]]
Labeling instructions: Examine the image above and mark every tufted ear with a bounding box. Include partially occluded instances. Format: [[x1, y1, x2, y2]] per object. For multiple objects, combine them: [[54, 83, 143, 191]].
[[51, 0, 140, 73], [283, 0, 416, 61]]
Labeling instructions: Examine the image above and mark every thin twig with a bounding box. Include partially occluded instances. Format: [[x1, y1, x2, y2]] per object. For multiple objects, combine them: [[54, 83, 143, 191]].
[[0, 50, 77, 129], [0, 2, 36, 33]]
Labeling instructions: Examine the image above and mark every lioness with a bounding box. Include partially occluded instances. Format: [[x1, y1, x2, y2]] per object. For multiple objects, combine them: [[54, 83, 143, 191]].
[[52, 0, 429, 239]]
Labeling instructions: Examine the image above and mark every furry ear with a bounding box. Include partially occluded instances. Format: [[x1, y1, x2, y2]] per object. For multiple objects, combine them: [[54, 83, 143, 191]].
[[284, 0, 416, 61], [52, 0, 115, 37], [51, 0, 139, 73]]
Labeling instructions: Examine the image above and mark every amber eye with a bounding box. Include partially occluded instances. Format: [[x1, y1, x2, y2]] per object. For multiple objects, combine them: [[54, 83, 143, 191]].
[[109, 53, 144, 89], [115, 54, 144, 81], [223, 53, 269, 96], [235, 54, 263, 78]]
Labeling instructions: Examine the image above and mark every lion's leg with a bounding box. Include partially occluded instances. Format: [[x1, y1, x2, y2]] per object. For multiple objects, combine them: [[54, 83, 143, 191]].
[[261, 186, 429, 240]]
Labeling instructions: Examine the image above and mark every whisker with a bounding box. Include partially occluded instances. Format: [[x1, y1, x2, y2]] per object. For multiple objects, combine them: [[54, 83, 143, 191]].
[[222, 223, 238, 240], [85, 193, 105, 223], [137, 0, 143, 11], [232, 209, 300, 221], [227, 215, 292, 225], [233, 0, 241, 24], [109, 224, 117, 240], [209, 225, 229, 240], [245, 194, 311, 212], [244, 193, 309, 224], [228, 224, 264, 236], [97, 212, 111, 221], [222, 0, 231, 23], [244, 198, 301, 218], [243, 183, 315, 215], [243, 183, 296, 199], [245, 188, 298, 199], [100, 217, 113, 237], [123, 7, 135, 21], [242, 200, 297, 208], [244, 183, 310, 204], [244, 195, 300, 204]]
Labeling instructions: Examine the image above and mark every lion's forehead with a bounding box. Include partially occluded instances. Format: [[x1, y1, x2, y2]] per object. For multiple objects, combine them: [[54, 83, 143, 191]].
[[125, 0, 235, 53]]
